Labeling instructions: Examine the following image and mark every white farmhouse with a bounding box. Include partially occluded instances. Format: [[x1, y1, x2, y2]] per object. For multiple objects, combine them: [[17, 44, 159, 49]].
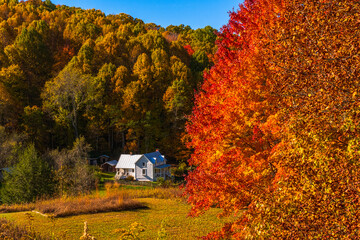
[[115, 151, 171, 181]]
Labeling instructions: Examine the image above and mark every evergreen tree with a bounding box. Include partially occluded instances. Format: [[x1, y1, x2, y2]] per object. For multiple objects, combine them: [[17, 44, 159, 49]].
[[1, 144, 54, 204]]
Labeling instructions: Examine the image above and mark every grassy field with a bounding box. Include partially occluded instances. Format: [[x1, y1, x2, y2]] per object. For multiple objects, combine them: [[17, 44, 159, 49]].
[[0, 198, 233, 239], [0, 183, 234, 239]]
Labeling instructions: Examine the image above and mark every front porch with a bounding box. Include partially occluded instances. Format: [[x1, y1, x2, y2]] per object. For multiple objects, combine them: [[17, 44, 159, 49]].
[[154, 164, 171, 180], [115, 168, 135, 180]]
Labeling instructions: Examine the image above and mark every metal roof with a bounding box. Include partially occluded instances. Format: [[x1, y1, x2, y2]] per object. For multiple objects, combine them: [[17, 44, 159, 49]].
[[116, 151, 167, 169], [103, 160, 118, 166], [144, 151, 166, 164], [116, 154, 142, 169], [155, 164, 171, 169]]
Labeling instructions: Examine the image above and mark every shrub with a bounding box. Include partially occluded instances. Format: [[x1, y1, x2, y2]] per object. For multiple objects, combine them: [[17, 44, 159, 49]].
[[125, 175, 134, 181], [171, 162, 188, 179], [157, 178, 174, 188], [0, 218, 50, 239], [157, 177, 165, 185], [47, 137, 95, 196], [116, 222, 145, 240]]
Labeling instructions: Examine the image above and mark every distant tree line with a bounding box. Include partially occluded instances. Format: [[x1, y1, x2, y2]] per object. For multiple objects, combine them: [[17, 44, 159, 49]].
[[0, 0, 217, 165]]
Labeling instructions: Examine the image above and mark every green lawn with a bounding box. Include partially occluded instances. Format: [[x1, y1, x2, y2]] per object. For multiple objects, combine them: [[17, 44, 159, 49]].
[[0, 198, 234, 239], [98, 171, 116, 181]]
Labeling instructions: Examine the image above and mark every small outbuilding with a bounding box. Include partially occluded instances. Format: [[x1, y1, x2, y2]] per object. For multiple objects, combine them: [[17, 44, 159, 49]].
[[98, 155, 110, 165], [101, 160, 118, 172], [88, 155, 111, 166]]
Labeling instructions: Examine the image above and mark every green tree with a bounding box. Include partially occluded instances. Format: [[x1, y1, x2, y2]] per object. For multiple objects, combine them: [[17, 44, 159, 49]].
[[86, 63, 116, 152], [0, 65, 26, 126], [0, 64, 27, 106], [67, 39, 95, 74], [112, 65, 130, 94], [4, 25, 52, 105], [0, 125, 25, 168], [44, 0, 56, 11], [42, 67, 99, 139], [0, 20, 15, 48], [190, 50, 210, 73], [47, 137, 95, 196], [190, 26, 217, 53], [21, 105, 48, 152], [1, 144, 54, 204], [138, 30, 166, 51], [163, 58, 192, 120], [151, 48, 170, 91]]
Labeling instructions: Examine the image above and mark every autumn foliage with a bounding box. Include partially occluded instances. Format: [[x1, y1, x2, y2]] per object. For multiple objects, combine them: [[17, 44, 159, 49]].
[[0, 0, 217, 161], [185, 0, 360, 238]]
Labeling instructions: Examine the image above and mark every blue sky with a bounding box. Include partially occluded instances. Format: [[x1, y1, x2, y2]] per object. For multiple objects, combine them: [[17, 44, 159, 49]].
[[51, 0, 243, 30]]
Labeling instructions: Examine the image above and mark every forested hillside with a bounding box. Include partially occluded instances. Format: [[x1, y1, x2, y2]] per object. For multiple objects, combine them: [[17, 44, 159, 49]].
[[0, 0, 217, 164]]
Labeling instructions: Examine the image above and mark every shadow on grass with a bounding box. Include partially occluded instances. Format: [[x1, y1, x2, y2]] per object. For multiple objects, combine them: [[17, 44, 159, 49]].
[[35, 196, 149, 218], [45, 204, 150, 219]]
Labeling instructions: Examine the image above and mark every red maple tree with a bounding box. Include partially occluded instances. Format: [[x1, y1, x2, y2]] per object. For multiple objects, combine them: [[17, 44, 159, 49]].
[[185, 0, 360, 238]]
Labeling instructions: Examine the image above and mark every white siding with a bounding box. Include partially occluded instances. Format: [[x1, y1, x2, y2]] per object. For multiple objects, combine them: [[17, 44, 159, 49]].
[[135, 156, 154, 181], [148, 162, 154, 180]]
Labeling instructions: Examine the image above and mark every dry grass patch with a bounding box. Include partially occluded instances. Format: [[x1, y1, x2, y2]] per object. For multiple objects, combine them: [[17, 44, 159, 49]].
[[35, 193, 147, 217], [0, 182, 182, 218], [0, 203, 35, 213]]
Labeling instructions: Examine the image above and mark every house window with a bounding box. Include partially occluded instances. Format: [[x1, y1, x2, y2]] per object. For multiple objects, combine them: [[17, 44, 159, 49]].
[[142, 162, 146, 167], [142, 169, 147, 175], [131, 169, 134, 173]]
